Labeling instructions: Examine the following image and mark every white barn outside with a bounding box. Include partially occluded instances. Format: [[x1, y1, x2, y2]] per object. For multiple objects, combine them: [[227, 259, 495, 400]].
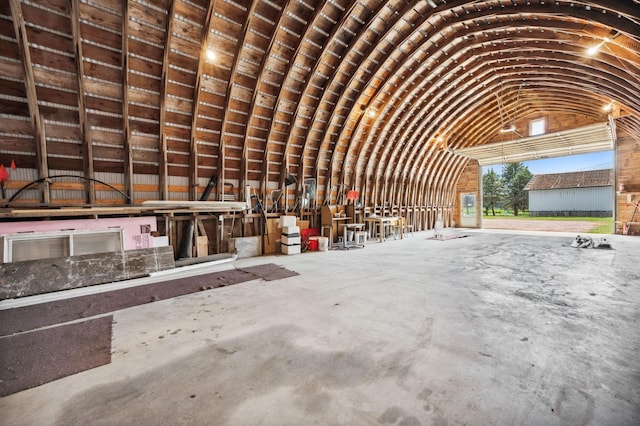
[[524, 169, 613, 217]]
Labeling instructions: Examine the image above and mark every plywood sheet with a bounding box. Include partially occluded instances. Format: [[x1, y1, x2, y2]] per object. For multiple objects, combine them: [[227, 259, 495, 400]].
[[0, 315, 113, 397]]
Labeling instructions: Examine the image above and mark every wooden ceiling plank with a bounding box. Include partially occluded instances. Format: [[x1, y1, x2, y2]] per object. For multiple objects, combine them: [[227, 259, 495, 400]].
[[9, 0, 49, 204], [78, 1, 121, 33], [79, 21, 120, 48], [129, 1, 167, 29]]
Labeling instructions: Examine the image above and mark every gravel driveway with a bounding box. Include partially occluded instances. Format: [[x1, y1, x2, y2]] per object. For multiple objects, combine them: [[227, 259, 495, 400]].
[[482, 218, 600, 233]]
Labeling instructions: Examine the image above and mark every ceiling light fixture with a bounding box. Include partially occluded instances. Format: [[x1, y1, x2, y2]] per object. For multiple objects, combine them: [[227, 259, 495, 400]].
[[205, 48, 216, 62], [603, 101, 614, 112], [500, 124, 516, 133], [587, 37, 610, 56], [496, 82, 524, 137]]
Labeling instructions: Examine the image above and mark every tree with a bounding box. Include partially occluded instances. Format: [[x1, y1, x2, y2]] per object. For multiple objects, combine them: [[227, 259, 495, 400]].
[[482, 169, 501, 216], [501, 162, 533, 216]]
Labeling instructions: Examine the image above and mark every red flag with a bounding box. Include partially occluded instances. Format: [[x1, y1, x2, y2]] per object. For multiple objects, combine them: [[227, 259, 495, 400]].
[[0, 164, 8, 183], [10, 160, 16, 169]]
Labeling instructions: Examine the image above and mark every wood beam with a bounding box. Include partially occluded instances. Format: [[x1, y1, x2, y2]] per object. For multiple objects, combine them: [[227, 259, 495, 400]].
[[70, 0, 94, 204], [122, 0, 134, 203], [189, 0, 217, 201], [158, 0, 176, 201], [9, 0, 49, 204], [241, 0, 292, 204], [217, 3, 255, 201]]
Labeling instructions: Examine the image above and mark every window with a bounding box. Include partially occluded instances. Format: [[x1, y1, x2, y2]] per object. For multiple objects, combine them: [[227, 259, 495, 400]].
[[530, 118, 546, 136], [2, 228, 123, 263]]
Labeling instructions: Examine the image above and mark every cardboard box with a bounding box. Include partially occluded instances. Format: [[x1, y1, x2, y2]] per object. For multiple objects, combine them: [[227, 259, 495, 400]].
[[264, 218, 282, 255]]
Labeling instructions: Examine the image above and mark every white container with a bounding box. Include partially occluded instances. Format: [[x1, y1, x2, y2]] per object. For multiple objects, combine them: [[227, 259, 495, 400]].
[[317, 236, 329, 252], [281, 243, 301, 255], [281, 235, 301, 245], [281, 225, 300, 235], [279, 216, 297, 227], [355, 231, 367, 245]]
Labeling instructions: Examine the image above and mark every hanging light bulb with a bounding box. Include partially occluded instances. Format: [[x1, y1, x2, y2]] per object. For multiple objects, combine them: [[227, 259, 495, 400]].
[[587, 37, 610, 56], [587, 43, 602, 56], [205, 48, 216, 62]]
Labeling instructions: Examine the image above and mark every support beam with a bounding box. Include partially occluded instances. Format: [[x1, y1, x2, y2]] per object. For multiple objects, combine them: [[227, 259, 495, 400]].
[[217, 3, 255, 201], [70, 0, 94, 204], [9, 0, 49, 204], [122, 0, 134, 203], [189, 0, 217, 201], [158, 0, 176, 201], [240, 0, 292, 203]]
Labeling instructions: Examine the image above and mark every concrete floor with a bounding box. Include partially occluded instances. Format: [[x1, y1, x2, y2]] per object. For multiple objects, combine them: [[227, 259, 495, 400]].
[[1, 229, 639, 425]]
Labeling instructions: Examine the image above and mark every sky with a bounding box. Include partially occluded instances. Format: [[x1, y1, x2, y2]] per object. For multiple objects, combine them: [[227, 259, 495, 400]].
[[483, 150, 613, 176]]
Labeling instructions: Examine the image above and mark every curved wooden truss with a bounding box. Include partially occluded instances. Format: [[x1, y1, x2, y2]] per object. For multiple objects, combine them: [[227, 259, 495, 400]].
[[0, 0, 638, 227]]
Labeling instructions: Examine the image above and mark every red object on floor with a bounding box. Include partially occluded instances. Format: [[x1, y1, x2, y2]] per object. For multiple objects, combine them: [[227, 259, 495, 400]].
[[301, 227, 319, 242], [308, 239, 319, 251]]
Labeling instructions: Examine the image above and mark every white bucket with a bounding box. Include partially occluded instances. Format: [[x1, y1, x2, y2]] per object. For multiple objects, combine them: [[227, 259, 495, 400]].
[[317, 236, 329, 251], [355, 231, 367, 245]]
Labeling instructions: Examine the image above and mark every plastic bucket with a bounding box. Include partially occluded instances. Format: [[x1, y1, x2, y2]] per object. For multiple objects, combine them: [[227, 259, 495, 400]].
[[317, 236, 329, 251], [308, 236, 319, 251]]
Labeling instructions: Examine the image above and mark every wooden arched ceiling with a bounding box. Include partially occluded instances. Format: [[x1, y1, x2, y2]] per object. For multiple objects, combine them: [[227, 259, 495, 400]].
[[0, 0, 639, 210]]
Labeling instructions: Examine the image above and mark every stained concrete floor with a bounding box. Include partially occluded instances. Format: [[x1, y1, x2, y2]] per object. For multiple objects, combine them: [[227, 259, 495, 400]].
[[1, 229, 639, 425]]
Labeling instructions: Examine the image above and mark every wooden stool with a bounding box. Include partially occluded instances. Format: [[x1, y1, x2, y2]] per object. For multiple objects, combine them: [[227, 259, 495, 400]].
[[321, 225, 333, 249]]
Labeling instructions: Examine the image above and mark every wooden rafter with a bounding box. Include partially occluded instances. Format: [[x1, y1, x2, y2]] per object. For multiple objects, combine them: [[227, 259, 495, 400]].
[[122, 0, 134, 203], [0, 0, 639, 216], [217, 2, 255, 202], [158, 0, 176, 201], [240, 0, 292, 204], [270, 0, 329, 209], [262, 2, 357, 206], [325, 2, 417, 199], [9, 0, 49, 204], [70, 0, 94, 204], [189, 0, 216, 201]]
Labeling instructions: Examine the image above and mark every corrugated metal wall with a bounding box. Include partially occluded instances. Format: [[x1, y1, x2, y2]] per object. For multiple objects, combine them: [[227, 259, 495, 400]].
[[529, 186, 613, 212]]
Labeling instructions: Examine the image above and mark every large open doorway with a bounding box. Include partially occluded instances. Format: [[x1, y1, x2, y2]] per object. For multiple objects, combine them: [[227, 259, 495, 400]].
[[481, 151, 614, 234]]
